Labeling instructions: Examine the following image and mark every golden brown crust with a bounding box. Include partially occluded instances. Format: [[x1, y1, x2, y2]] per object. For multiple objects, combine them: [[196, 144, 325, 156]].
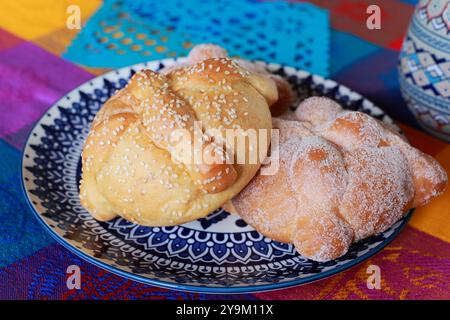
[[80, 58, 274, 226], [80, 112, 137, 221], [183, 44, 293, 116], [125, 68, 238, 193], [233, 59, 295, 116], [233, 97, 448, 262], [266, 75, 294, 117]]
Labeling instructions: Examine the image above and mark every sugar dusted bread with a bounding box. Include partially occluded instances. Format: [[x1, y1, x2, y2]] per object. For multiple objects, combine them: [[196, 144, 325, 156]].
[[232, 97, 447, 262]]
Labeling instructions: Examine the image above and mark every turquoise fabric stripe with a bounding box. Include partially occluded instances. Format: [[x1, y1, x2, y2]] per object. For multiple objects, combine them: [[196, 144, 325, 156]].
[[0, 140, 53, 268]]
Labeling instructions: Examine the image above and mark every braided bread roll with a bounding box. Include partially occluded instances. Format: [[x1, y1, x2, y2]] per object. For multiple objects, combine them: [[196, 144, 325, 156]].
[[80, 58, 277, 225], [232, 97, 447, 262]]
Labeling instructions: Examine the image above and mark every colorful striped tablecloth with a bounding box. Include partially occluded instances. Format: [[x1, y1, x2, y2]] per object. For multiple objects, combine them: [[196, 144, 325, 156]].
[[0, 0, 449, 299]]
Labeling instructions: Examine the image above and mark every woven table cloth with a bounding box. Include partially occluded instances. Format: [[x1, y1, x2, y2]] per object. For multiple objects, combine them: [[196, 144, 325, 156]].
[[0, 0, 449, 300]]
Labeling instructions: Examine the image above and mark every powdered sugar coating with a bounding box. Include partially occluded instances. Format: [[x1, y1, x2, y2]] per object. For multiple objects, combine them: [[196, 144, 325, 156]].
[[187, 44, 228, 64], [340, 147, 414, 240], [233, 97, 447, 262], [295, 96, 342, 125]]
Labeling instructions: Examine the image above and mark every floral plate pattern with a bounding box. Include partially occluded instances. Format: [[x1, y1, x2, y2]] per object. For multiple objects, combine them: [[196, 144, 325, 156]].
[[21, 58, 412, 293]]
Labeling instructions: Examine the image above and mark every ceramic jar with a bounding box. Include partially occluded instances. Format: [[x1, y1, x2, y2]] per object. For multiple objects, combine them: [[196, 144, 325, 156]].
[[399, 0, 450, 142]]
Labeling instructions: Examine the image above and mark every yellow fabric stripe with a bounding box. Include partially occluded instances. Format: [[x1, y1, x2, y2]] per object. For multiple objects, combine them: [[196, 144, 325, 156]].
[[399, 124, 450, 243], [409, 146, 450, 243], [0, 0, 100, 40]]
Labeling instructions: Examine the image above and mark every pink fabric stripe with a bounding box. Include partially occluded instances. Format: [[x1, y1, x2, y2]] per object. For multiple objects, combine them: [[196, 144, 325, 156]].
[[0, 29, 93, 140], [255, 226, 450, 300]]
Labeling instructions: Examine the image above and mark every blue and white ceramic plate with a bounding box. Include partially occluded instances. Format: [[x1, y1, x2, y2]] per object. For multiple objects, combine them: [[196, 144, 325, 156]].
[[21, 58, 412, 293]]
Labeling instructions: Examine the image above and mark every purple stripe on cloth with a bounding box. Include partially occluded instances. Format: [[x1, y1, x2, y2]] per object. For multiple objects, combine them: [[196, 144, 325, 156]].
[[1, 122, 36, 150], [255, 226, 450, 300], [329, 30, 380, 75], [0, 243, 257, 300], [0, 29, 93, 144]]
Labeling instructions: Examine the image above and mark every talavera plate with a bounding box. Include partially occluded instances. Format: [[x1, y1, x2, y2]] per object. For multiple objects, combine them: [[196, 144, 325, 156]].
[[21, 58, 412, 293]]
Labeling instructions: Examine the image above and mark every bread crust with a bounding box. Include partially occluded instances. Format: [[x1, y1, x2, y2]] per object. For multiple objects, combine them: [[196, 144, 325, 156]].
[[162, 44, 295, 116], [233, 97, 447, 261], [80, 58, 275, 226]]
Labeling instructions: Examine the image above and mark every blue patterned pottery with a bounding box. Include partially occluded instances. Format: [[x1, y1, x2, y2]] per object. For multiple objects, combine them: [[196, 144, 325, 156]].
[[399, 0, 450, 142], [22, 58, 412, 293]]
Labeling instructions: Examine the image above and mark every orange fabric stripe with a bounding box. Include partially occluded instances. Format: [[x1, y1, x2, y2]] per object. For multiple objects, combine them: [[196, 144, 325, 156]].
[[400, 124, 450, 243]]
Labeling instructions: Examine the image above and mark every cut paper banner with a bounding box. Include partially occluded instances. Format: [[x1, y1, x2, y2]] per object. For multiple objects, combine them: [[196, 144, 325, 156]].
[[63, 0, 330, 76]]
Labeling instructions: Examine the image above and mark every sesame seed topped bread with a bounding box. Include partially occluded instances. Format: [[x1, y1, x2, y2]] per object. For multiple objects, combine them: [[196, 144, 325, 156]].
[[161, 43, 295, 116], [232, 97, 447, 262], [80, 57, 276, 226]]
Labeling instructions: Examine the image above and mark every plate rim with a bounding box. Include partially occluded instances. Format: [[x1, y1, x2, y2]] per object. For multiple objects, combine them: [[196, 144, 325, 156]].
[[20, 58, 413, 294]]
